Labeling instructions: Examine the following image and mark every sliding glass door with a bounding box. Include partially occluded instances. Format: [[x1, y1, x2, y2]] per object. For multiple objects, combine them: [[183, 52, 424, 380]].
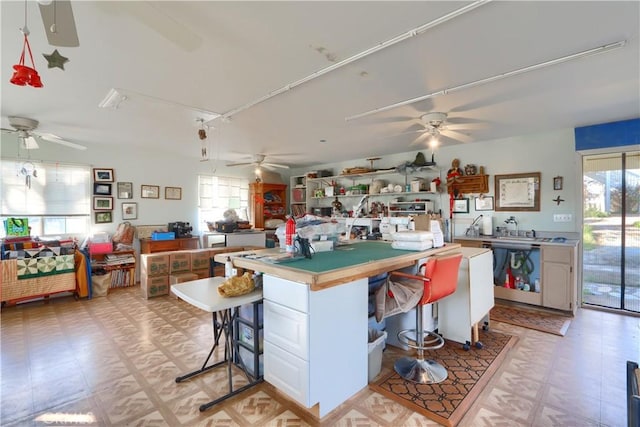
[[582, 151, 639, 312]]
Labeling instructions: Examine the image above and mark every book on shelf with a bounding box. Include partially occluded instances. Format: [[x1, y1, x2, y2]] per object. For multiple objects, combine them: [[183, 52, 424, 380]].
[[104, 253, 136, 265]]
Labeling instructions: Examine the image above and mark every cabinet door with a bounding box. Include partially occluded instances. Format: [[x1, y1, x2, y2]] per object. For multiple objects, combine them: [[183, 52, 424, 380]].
[[542, 246, 574, 311], [542, 261, 572, 310]]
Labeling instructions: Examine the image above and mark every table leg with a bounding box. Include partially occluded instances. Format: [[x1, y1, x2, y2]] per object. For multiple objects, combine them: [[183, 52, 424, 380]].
[[175, 307, 263, 412], [175, 311, 228, 382]]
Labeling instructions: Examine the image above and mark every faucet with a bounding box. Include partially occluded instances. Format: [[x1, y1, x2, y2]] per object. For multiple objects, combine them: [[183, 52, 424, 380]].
[[504, 216, 518, 236]]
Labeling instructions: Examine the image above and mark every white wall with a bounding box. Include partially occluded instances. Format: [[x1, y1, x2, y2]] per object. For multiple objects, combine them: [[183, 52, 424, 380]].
[[1, 127, 579, 238], [287, 128, 580, 236], [1, 136, 259, 236]]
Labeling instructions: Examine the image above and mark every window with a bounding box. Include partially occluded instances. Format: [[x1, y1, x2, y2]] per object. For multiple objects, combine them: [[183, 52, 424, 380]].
[[1, 159, 91, 238], [198, 175, 249, 233]]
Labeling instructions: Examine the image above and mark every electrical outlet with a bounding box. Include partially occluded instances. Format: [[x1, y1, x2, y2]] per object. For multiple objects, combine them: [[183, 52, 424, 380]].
[[553, 214, 572, 222]]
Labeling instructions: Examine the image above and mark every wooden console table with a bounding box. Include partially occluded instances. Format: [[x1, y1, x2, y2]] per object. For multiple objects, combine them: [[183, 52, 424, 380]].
[[140, 237, 200, 254]]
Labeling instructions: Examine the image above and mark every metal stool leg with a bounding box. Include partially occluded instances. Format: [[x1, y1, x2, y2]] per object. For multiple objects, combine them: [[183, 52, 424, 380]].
[[394, 304, 448, 384]]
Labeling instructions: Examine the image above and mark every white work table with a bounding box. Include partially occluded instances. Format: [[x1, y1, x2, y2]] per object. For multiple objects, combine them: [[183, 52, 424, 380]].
[[171, 277, 263, 412]]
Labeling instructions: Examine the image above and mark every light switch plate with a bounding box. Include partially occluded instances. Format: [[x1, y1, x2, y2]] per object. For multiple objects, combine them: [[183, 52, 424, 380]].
[[553, 214, 572, 222]]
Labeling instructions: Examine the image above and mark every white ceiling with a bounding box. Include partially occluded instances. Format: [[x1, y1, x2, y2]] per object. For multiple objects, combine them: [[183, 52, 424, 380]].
[[1, 1, 639, 167]]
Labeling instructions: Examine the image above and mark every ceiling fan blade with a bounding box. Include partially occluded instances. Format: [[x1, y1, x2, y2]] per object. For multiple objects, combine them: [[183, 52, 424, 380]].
[[226, 161, 255, 167], [262, 162, 290, 170], [443, 130, 474, 143], [96, 2, 202, 52], [444, 123, 486, 131], [38, 0, 79, 47], [37, 133, 87, 150]]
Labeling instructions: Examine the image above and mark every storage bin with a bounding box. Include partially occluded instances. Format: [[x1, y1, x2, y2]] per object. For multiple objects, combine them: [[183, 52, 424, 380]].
[[92, 271, 112, 297], [239, 303, 264, 324], [89, 242, 113, 255], [238, 323, 264, 351], [238, 345, 263, 377], [368, 329, 387, 382], [151, 232, 175, 241]]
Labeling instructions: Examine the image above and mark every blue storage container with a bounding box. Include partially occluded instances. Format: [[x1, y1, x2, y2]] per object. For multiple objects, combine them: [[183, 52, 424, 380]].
[[151, 231, 175, 241]]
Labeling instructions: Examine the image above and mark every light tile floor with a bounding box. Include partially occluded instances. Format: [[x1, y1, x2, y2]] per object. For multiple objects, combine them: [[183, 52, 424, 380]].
[[1, 287, 638, 426]]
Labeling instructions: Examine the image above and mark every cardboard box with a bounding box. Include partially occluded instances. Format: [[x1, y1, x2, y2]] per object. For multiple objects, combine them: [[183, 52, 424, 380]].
[[169, 272, 198, 298], [187, 249, 211, 271], [140, 253, 170, 276], [169, 272, 198, 285], [141, 275, 169, 299], [191, 268, 210, 279], [169, 252, 191, 273]]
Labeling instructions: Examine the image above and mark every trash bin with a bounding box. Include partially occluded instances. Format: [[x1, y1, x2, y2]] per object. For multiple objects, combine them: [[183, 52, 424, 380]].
[[92, 271, 112, 297], [368, 328, 387, 382]]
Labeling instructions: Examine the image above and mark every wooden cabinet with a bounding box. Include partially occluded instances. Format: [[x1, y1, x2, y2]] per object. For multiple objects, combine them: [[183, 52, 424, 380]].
[[447, 174, 489, 195], [140, 237, 199, 254], [249, 182, 287, 229], [91, 250, 136, 288], [542, 245, 577, 313]]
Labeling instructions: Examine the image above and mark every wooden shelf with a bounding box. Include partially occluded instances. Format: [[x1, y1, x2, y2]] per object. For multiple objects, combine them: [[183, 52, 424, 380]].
[[447, 174, 489, 194]]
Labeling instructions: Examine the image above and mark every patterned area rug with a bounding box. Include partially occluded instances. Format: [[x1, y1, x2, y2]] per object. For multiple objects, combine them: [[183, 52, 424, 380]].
[[490, 303, 572, 336], [370, 330, 516, 427]]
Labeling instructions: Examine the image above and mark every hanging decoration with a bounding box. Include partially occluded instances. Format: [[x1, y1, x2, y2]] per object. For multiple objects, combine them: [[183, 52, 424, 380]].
[[9, 1, 43, 88], [197, 118, 210, 162], [43, 49, 69, 70]]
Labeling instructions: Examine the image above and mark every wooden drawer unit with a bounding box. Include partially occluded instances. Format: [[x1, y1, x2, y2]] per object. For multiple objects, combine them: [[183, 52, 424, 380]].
[[140, 237, 199, 254]]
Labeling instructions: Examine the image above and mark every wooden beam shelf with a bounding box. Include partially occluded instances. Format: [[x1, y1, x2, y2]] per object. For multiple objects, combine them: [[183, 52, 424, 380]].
[[447, 174, 489, 194]]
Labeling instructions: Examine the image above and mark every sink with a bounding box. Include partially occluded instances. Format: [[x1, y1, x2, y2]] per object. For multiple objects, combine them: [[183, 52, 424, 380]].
[[495, 236, 538, 241]]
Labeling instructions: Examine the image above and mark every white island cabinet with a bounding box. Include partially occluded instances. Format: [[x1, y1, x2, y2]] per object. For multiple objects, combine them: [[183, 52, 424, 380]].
[[438, 247, 494, 346], [263, 274, 368, 417]]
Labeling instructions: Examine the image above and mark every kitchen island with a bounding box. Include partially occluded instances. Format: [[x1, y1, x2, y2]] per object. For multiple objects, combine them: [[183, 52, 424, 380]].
[[215, 241, 461, 418]]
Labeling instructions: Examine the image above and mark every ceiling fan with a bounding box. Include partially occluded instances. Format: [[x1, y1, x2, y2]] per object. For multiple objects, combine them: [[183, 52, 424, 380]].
[[37, 0, 80, 47], [396, 112, 484, 147], [1, 116, 86, 150], [226, 154, 290, 170]]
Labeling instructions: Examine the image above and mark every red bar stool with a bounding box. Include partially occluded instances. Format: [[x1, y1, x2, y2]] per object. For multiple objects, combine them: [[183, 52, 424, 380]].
[[389, 253, 462, 384]]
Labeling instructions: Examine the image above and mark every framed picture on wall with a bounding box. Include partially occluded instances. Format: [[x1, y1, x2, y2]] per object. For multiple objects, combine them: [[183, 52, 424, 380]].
[[165, 186, 182, 200], [474, 196, 494, 211], [141, 185, 160, 199], [93, 183, 112, 195], [93, 196, 113, 211], [95, 211, 112, 224], [117, 182, 133, 199], [453, 198, 470, 213], [93, 168, 114, 182], [122, 202, 137, 220], [553, 176, 563, 191]]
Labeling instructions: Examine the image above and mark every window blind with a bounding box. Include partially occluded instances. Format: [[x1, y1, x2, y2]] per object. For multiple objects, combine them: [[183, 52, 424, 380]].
[[1, 160, 91, 216]]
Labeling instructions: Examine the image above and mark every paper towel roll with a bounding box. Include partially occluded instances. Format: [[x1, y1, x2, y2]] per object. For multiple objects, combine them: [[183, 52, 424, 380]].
[[481, 216, 493, 235]]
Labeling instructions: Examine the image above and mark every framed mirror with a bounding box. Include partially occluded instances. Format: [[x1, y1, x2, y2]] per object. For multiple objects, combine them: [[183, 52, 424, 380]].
[[495, 172, 541, 211]]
